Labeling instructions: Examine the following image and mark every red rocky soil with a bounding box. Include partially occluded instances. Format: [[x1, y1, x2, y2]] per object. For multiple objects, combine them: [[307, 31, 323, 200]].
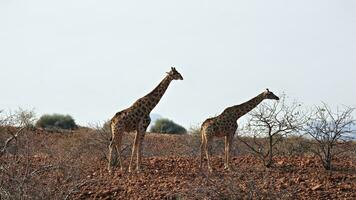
[[69, 156, 356, 199], [0, 129, 355, 199]]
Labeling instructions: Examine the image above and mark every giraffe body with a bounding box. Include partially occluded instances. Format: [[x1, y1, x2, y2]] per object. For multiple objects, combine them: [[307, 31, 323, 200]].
[[108, 67, 183, 173], [200, 89, 279, 172]]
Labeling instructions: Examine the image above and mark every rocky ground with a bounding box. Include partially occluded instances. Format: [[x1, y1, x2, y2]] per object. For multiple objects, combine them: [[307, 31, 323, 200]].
[[0, 129, 355, 199], [70, 156, 356, 200]]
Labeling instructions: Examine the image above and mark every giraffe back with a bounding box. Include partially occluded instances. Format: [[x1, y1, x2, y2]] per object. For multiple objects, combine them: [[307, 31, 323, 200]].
[[201, 115, 238, 138], [111, 107, 150, 132]]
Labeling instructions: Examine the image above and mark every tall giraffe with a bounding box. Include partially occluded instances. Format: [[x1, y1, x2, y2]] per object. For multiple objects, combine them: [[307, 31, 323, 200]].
[[200, 89, 279, 172], [108, 67, 183, 172]]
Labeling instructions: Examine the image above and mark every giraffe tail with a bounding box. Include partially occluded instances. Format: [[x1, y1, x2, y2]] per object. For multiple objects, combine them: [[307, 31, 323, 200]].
[[108, 119, 113, 142], [200, 124, 206, 145]]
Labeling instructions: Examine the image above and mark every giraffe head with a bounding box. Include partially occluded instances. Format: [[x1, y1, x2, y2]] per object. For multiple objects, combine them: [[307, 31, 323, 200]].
[[263, 89, 280, 100], [167, 67, 184, 80]]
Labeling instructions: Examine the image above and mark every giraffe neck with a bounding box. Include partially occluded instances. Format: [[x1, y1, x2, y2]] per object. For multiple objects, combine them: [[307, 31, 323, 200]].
[[142, 75, 173, 112], [223, 92, 265, 120]]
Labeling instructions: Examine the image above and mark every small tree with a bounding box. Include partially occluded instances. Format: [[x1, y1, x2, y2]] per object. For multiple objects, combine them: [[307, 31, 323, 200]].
[[0, 108, 36, 156], [88, 121, 115, 162], [305, 103, 355, 170], [36, 114, 77, 130], [239, 95, 307, 167], [150, 118, 187, 134]]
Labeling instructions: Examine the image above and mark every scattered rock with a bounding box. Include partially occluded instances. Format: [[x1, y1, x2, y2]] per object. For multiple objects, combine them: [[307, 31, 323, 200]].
[[312, 184, 323, 191]]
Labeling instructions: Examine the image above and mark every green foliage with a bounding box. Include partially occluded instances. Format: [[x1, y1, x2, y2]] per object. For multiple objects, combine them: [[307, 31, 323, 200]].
[[150, 118, 187, 134], [36, 114, 77, 130]]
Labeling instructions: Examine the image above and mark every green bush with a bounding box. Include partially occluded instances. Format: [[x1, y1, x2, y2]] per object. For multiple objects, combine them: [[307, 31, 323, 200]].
[[36, 114, 77, 130], [150, 118, 187, 134]]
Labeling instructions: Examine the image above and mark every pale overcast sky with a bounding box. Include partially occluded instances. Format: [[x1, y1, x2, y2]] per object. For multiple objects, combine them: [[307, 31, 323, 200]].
[[1, 0, 355, 128]]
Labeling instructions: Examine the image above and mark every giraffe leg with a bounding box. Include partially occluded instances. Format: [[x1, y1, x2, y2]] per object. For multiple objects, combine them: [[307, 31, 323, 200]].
[[136, 132, 145, 172], [108, 138, 116, 173], [205, 137, 213, 172], [224, 135, 232, 170], [200, 134, 206, 168], [115, 134, 123, 171], [108, 126, 124, 173], [224, 136, 228, 169], [136, 117, 149, 172], [129, 132, 139, 173]]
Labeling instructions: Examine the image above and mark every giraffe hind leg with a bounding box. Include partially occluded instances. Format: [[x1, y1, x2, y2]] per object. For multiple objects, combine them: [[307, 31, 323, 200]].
[[108, 139, 117, 172], [205, 137, 213, 172], [108, 125, 123, 173], [115, 135, 123, 171], [200, 132, 206, 169]]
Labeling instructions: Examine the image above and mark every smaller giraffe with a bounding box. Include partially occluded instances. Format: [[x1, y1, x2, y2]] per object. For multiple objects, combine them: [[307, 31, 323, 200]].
[[108, 67, 183, 173], [200, 89, 279, 172]]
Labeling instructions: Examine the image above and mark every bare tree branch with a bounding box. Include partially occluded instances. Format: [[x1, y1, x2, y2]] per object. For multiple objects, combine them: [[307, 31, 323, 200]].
[[305, 104, 355, 170], [0, 127, 26, 156], [240, 94, 307, 167]]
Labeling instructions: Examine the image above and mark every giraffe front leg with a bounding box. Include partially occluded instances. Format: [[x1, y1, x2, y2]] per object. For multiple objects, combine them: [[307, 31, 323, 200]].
[[224, 136, 229, 170], [135, 117, 149, 173], [224, 134, 233, 171], [136, 133, 145, 172], [129, 132, 139, 173], [136, 137, 142, 172]]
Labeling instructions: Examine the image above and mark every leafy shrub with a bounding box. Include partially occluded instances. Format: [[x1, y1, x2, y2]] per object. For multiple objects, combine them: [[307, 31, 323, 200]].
[[150, 118, 186, 134], [36, 114, 77, 130]]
